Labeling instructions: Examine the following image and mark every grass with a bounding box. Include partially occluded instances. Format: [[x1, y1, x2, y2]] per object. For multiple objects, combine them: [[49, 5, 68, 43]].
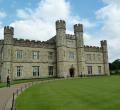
[[16, 76, 120, 110], [0, 77, 55, 88], [0, 82, 6, 88]]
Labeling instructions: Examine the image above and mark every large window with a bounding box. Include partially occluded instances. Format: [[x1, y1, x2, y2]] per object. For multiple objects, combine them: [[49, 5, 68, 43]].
[[98, 66, 102, 74], [32, 66, 39, 76], [48, 52, 53, 60], [17, 66, 23, 77], [16, 50, 23, 59], [48, 66, 54, 76], [87, 66, 92, 75], [32, 51, 39, 59], [69, 51, 75, 59]]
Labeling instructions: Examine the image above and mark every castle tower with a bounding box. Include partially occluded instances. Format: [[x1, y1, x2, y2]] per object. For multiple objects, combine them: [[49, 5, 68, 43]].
[[74, 24, 85, 76], [101, 40, 110, 75], [1, 26, 14, 82], [56, 20, 66, 77]]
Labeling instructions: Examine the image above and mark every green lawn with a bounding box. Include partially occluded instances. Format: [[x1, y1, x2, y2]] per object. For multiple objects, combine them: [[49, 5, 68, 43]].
[[0, 82, 6, 88], [16, 76, 120, 110], [0, 77, 54, 88]]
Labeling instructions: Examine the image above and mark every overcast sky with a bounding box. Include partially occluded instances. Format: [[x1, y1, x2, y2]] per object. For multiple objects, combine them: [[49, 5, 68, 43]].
[[0, 0, 120, 62]]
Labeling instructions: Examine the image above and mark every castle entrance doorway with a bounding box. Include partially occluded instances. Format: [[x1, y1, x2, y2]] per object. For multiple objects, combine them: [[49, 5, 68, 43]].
[[69, 68, 75, 77]]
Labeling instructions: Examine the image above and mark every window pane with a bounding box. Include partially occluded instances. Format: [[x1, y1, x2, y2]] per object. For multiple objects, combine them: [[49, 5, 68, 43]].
[[69, 52, 75, 59], [32, 66, 39, 76], [17, 66, 22, 77], [88, 66, 92, 74], [32, 51, 39, 59], [48, 66, 53, 75], [98, 66, 101, 74], [16, 50, 23, 59]]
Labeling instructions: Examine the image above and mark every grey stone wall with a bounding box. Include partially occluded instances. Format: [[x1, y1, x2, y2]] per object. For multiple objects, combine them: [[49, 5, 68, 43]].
[[0, 20, 110, 82]]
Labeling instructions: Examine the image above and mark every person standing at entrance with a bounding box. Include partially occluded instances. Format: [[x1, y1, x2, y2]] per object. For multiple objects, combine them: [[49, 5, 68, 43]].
[[7, 75, 10, 87]]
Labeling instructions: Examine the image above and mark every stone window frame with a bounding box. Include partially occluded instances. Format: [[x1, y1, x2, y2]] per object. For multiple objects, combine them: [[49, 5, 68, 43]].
[[69, 51, 75, 60], [48, 66, 54, 76], [98, 66, 102, 74], [16, 50, 23, 59], [32, 66, 39, 77], [48, 51, 54, 60], [32, 51, 39, 60], [87, 66, 92, 74], [16, 66, 23, 77]]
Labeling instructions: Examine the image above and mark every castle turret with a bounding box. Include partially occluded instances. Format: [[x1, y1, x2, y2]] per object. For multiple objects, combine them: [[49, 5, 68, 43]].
[[101, 40, 110, 75], [56, 20, 66, 77], [56, 20, 66, 46], [74, 24, 85, 76], [4, 26, 14, 44], [1, 26, 14, 82]]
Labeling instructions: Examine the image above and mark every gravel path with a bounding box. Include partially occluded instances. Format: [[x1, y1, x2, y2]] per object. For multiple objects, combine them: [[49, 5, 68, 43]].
[[0, 83, 29, 110]]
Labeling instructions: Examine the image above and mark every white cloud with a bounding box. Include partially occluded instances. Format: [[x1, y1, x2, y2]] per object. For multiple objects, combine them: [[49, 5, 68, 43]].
[[95, 0, 120, 62], [67, 16, 96, 29], [0, 11, 6, 19], [11, 19, 55, 41], [1, 0, 119, 62], [35, 0, 70, 20], [8, 0, 95, 41], [0, 23, 3, 38], [0, 10, 6, 38], [10, 0, 70, 40], [102, 0, 120, 5], [16, 9, 31, 19]]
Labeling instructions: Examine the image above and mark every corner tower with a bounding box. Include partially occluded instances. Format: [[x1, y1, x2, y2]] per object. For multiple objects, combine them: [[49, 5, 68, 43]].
[[101, 40, 110, 75], [74, 24, 85, 76], [1, 26, 14, 82], [56, 20, 66, 77]]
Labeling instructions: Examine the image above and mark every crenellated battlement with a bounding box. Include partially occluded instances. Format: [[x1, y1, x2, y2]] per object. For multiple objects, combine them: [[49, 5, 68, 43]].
[[13, 38, 55, 48], [56, 20, 66, 30], [84, 45, 102, 52], [74, 24, 83, 33], [4, 26, 14, 35], [0, 20, 110, 82], [66, 34, 75, 40], [101, 40, 107, 46]]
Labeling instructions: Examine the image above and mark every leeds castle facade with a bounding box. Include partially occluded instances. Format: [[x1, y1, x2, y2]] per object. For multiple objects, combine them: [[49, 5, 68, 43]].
[[0, 20, 109, 82]]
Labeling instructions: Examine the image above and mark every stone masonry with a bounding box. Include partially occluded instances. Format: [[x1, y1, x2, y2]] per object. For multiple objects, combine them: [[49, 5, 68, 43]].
[[0, 20, 110, 82]]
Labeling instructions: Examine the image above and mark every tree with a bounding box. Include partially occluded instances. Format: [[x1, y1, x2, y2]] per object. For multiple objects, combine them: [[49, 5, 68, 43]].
[[109, 59, 120, 75]]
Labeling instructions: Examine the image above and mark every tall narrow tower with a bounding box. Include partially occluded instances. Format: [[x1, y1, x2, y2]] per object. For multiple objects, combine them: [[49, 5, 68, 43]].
[[1, 26, 14, 82], [56, 20, 66, 77], [101, 40, 110, 75], [74, 24, 85, 76]]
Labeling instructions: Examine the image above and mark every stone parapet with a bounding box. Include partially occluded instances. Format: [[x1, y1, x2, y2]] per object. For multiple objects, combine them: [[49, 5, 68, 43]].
[[84, 45, 102, 52], [13, 38, 55, 49], [4, 26, 14, 35], [66, 34, 76, 40], [56, 20, 66, 30], [74, 24, 83, 33]]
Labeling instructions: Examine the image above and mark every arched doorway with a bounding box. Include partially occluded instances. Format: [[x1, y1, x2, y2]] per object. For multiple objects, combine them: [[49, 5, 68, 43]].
[[69, 68, 75, 77]]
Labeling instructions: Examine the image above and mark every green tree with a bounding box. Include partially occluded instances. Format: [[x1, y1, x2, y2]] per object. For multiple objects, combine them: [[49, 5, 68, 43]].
[[109, 59, 120, 75]]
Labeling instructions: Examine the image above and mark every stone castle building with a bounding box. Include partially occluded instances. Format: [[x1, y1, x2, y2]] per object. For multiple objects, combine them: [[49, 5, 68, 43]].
[[0, 20, 109, 82]]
